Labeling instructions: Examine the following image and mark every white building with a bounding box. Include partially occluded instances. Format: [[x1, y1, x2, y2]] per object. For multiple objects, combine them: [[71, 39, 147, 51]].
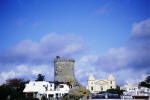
[[121, 83, 139, 96], [121, 83, 150, 99], [43, 83, 70, 98], [23, 81, 54, 93], [87, 74, 116, 93], [23, 81, 70, 99]]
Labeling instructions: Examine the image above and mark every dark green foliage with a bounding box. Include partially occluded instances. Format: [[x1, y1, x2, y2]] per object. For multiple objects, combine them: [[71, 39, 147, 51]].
[[98, 91, 106, 94], [0, 78, 37, 100], [98, 85, 124, 95], [0, 74, 46, 100], [145, 76, 150, 83], [41, 96, 47, 100], [107, 89, 118, 94], [62, 94, 83, 100], [139, 81, 150, 88], [6, 78, 28, 92], [36, 74, 45, 81], [106, 85, 124, 95], [139, 75, 150, 88], [0, 85, 12, 100]]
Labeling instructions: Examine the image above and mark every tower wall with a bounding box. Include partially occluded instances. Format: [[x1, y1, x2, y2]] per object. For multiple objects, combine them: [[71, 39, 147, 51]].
[[54, 56, 76, 83]]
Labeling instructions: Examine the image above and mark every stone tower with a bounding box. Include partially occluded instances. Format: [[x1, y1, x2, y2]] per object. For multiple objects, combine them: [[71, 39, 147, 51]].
[[54, 56, 90, 98], [54, 56, 76, 83]]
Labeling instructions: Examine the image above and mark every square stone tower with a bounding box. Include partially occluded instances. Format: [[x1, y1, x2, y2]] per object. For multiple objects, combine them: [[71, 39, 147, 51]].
[[54, 56, 76, 83]]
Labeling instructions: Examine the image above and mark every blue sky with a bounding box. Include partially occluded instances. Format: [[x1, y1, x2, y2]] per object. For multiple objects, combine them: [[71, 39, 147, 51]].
[[0, 0, 149, 85]]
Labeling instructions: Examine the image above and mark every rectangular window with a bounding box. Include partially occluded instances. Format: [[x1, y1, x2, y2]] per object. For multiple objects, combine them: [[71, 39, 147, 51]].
[[110, 81, 112, 84], [48, 94, 54, 97], [101, 86, 103, 91], [91, 87, 93, 91], [59, 85, 64, 88]]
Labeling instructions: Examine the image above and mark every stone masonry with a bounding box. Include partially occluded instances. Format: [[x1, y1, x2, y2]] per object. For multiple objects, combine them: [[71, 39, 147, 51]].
[[54, 56, 76, 83]]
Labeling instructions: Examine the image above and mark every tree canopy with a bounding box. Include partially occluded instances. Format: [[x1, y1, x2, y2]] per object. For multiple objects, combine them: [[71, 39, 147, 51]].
[[145, 76, 150, 83], [139, 75, 150, 88], [35, 74, 45, 81], [0, 78, 30, 100], [0, 74, 46, 100], [98, 85, 125, 95], [107, 85, 124, 95]]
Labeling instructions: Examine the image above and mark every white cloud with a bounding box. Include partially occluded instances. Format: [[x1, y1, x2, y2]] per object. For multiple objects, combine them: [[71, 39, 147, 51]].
[[131, 19, 150, 38], [0, 33, 86, 65], [0, 71, 16, 83], [0, 64, 54, 84]]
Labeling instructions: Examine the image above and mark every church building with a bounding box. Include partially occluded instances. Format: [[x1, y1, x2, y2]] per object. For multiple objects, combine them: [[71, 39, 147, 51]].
[[87, 74, 116, 93]]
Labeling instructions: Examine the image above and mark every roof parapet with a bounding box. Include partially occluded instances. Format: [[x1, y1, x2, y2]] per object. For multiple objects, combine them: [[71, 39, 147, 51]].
[[54, 56, 75, 62]]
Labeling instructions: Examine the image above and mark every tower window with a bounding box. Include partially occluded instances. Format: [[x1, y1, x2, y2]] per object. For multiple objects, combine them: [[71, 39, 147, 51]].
[[91, 87, 93, 91], [101, 86, 103, 91], [110, 81, 112, 84]]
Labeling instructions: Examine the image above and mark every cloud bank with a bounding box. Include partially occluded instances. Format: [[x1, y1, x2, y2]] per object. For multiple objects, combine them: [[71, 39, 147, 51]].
[[76, 19, 150, 85], [0, 33, 86, 65], [0, 33, 86, 83], [0, 19, 150, 86]]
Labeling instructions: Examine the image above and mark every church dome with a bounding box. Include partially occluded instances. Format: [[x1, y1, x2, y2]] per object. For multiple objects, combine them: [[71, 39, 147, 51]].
[[88, 75, 95, 80], [108, 74, 115, 80]]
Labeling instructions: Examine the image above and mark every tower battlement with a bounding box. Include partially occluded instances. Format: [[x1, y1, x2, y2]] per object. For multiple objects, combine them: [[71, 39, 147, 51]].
[[54, 56, 75, 62]]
